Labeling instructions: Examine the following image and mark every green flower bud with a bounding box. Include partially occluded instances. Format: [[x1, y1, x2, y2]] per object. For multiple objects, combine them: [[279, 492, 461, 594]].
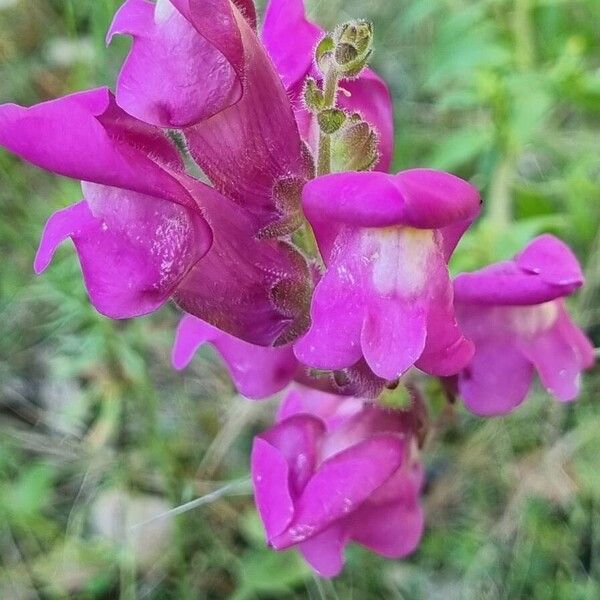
[[378, 383, 412, 410], [331, 114, 379, 172], [315, 34, 335, 73], [303, 77, 325, 112], [332, 20, 373, 78], [317, 108, 347, 134]]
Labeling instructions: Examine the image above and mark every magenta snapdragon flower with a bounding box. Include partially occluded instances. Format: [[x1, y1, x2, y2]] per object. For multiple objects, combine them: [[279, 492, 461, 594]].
[[294, 170, 481, 381], [454, 235, 595, 415], [251, 386, 425, 577]]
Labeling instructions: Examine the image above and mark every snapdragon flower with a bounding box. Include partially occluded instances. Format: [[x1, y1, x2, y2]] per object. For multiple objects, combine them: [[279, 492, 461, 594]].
[[454, 235, 595, 415], [252, 386, 425, 577]]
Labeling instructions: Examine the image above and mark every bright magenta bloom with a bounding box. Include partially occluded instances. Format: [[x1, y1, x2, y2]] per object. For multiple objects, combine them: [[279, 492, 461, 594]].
[[251, 386, 425, 577], [294, 170, 481, 380], [454, 235, 595, 415]]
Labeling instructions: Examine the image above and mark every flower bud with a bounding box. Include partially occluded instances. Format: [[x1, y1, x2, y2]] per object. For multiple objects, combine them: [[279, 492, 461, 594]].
[[303, 77, 325, 112], [317, 108, 347, 134], [331, 113, 379, 172], [333, 20, 373, 78], [315, 20, 374, 79]]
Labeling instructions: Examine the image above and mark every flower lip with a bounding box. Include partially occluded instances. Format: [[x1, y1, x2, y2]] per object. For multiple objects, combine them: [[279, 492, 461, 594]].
[[302, 170, 481, 231], [454, 234, 585, 306]]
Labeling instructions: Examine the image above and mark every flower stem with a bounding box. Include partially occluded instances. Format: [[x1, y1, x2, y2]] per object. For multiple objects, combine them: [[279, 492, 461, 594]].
[[488, 154, 513, 230], [316, 67, 339, 176]]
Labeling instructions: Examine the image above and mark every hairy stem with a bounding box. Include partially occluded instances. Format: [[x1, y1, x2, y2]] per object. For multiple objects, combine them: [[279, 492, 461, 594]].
[[316, 67, 340, 176]]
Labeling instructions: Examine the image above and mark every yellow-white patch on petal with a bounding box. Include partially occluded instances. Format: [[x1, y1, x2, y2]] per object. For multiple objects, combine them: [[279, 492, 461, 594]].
[[155, 0, 176, 24], [509, 301, 559, 336], [363, 227, 436, 297]]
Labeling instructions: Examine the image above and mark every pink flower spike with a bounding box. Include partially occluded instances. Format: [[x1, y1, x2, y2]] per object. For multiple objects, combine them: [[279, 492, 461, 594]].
[[454, 235, 595, 415]]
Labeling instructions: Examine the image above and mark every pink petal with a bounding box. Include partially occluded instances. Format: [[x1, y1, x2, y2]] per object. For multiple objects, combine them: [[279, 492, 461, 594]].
[[296, 224, 467, 379], [516, 234, 584, 287], [35, 193, 210, 319], [270, 434, 404, 548], [361, 296, 427, 380], [173, 181, 312, 346], [455, 235, 585, 306], [231, 0, 257, 29], [276, 387, 363, 429], [298, 524, 346, 578], [262, 0, 320, 89], [293, 230, 365, 370], [349, 502, 424, 558], [302, 170, 481, 254], [251, 437, 295, 540], [416, 251, 475, 376], [185, 7, 310, 229], [457, 306, 535, 416], [171, 314, 298, 399], [108, 0, 243, 127], [259, 415, 326, 498], [0, 88, 193, 207], [517, 302, 595, 401]]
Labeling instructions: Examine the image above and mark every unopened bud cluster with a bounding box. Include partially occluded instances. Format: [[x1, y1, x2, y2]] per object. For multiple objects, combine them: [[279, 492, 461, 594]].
[[304, 19, 379, 174]]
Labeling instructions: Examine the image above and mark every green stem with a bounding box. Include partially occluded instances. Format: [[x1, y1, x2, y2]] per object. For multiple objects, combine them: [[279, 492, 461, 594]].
[[514, 0, 535, 70], [316, 67, 339, 177], [488, 154, 514, 230]]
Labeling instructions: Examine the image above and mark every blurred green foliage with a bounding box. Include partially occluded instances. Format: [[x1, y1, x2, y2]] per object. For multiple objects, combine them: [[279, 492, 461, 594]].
[[0, 0, 599, 598]]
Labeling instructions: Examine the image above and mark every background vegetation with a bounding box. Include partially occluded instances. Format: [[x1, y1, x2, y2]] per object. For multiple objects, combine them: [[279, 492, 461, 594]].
[[0, 0, 599, 597]]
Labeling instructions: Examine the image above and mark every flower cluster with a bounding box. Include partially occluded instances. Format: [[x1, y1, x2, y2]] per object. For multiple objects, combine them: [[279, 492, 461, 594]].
[[0, 0, 594, 578]]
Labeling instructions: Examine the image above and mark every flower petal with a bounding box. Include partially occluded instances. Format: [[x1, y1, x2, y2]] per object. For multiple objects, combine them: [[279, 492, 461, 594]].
[[456, 305, 535, 416], [251, 437, 295, 540], [262, 0, 321, 89], [270, 434, 404, 548], [35, 191, 210, 319], [259, 414, 326, 498], [108, 0, 243, 128], [276, 387, 364, 429], [185, 7, 310, 228], [360, 296, 427, 380], [173, 181, 312, 346], [298, 524, 346, 578], [0, 87, 192, 206], [454, 235, 584, 306], [348, 502, 424, 558], [415, 259, 475, 377], [296, 224, 469, 379], [293, 230, 365, 370], [172, 314, 298, 399], [516, 234, 584, 287], [302, 170, 480, 254], [517, 302, 594, 401]]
